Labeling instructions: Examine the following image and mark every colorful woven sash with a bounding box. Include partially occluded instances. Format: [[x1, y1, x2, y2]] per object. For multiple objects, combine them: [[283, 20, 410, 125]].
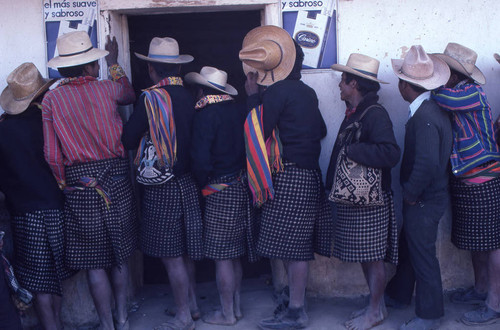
[[2, 253, 33, 306], [202, 182, 237, 197], [134, 80, 179, 170], [64, 176, 112, 209], [460, 161, 500, 185], [243, 105, 283, 206], [195, 94, 233, 109]]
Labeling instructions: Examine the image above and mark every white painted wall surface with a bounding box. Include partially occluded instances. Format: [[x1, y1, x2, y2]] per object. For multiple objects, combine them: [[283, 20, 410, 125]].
[[1, 0, 500, 298]]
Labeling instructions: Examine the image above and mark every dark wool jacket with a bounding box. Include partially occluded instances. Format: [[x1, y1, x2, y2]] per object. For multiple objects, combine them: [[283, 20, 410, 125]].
[[190, 100, 247, 188], [400, 99, 452, 203], [0, 106, 63, 214], [121, 79, 195, 177], [247, 79, 327, 170], [326, 93, 400, 192]]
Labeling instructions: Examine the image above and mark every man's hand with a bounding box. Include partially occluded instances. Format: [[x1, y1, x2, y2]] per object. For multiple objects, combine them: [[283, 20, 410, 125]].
[[245, 71, 259, 96], [105, 35, 118, 66]]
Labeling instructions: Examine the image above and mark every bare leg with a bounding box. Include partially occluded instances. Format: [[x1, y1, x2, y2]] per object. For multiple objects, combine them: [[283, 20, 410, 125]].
[[287, 261, 308, 309], [233, 258, 243, 319], [87, 269, 114, 330], [161, 256, 193, 325], [471, 251, 489, 294], [183, 256, 199, 313], [203, 259, 237, 325], [346, 261, 387, 330], [53, 294, 63, 330], [111, 263, 130, 325], [35, 293, 59, 330], [486, 249, 500, 311]]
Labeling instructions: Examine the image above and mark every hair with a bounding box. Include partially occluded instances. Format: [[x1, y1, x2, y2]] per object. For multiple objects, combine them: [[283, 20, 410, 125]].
[[201, 85, 224, 96], [450, 69, 471, 83], [344, 72, 380, 96], [405, 80, 428, 94], [149, 62, 181, 78], [286, 40, 305, 80], [57, 60, 97, 78]]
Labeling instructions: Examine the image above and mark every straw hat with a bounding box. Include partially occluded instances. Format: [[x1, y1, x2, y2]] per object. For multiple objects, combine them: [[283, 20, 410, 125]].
[[494, 53, 500, 64], [331, 53, 388, 84], [392, 45, 450, 90], [434, 42, 485, 85], [185, 66, 238, 96], [135, 37, 193, 64], [48, 31, 108, 69], [0, 63, 55, 115], [239, 25, 296, 86]]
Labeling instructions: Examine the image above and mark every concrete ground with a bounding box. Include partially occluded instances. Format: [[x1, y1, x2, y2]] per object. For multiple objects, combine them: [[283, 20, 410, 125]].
[[128, 278, 498, 330]]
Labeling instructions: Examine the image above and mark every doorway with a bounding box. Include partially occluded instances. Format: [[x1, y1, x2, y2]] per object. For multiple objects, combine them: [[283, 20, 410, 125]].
[[127, 10, 272, 284]]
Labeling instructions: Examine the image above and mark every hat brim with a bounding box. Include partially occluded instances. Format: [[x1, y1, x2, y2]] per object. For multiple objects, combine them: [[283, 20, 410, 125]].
[[240, 26, 296, 86], [0, 78, 56, 115], [433, 53, 486, 85], [330, 63, 388, 84], [391, 55, 450, 90], [48, 48, 109, 69], [185, 72, 238, 96], [135, 52, 193, 64]]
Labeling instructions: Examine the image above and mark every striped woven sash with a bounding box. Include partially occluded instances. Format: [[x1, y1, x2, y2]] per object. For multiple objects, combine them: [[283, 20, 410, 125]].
[[243, 105, 283, 206]]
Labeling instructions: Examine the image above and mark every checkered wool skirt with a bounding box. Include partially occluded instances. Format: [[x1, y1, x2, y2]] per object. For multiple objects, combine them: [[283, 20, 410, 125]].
[[64, 158, 138, 270], [204, 174, 258, 262], [257, 165, 333, 261], [141, 173, 204, 260], [11, 209, 74, 295], [450, 176, 500, 251], [333, 191, 398, 264]]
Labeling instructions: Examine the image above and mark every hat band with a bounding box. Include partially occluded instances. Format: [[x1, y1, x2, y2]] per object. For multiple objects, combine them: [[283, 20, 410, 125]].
[[149, 54, 180, 59], [260, 40, 283, 84], [208, 81, 226, 91], [59, 46, 93, 57], [13, 89, 38, 101], [353, 68, 378, 78]]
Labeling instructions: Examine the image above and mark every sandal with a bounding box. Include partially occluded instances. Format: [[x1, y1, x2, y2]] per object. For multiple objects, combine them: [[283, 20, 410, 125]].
[[450, 287, 487, 305]]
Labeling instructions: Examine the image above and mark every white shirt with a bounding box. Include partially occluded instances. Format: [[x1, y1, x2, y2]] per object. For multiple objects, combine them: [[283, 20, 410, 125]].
[[408, 91, 431, 118]]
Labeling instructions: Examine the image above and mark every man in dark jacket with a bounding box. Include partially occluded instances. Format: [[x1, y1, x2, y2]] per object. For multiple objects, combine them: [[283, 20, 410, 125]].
[[385, 45, 452, 330]]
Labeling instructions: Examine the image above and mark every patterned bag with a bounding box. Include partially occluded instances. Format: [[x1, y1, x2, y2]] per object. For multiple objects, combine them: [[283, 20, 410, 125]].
[[329, 105, 384, 206], [136, 133, 174, 185]]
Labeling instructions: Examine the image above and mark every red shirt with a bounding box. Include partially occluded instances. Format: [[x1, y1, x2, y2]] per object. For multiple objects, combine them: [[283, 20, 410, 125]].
[[42, 68, 135, 187]]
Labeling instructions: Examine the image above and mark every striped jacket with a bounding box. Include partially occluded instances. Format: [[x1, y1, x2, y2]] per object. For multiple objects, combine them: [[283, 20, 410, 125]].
[[432, 81, 500, 176]]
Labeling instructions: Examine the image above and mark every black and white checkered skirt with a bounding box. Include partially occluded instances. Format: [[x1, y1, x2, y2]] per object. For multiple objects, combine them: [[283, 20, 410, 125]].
[[450, 176, 500, 251], [64, 158, 138, 269], [204, 174, 258, 262], [257, 165, 333, 261], [11, 209, 74, 295], [333, 191, 398, 264], [141, 173, 204, 259]]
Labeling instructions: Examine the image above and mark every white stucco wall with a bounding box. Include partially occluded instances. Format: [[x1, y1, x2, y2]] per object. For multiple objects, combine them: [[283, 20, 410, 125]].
[[1, 0, 500, 299]]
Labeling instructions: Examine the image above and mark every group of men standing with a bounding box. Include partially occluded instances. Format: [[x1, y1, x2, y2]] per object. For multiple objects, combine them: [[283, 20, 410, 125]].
[[0, 24, 499, 330]]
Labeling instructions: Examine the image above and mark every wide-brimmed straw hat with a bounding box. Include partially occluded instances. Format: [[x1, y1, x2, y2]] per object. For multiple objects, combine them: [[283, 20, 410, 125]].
[[392, 45, 450, 90], [48, 31, 108, 69], [1, 63, 55, 115], [434, 42, 485, 85], [239, 25, 296, 86], [135, 37, 193, 64], [185, 66, 238, 96], [331, 53, 388, 84]]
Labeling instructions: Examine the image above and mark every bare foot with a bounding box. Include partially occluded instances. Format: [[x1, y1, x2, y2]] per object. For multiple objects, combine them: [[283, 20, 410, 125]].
[[202, 310, 237, 326], [345, 308, 386, 330]]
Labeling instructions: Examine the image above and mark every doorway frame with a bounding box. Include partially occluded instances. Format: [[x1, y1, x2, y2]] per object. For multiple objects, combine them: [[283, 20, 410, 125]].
[[97, 0, 281, 78]]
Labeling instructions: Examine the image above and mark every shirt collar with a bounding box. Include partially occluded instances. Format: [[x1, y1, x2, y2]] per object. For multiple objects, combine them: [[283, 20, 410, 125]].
[[408, 91, 431, 118]]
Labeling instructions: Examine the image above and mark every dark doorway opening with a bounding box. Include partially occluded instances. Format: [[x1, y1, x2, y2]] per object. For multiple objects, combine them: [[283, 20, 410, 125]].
[[127, 10, 271, 284]]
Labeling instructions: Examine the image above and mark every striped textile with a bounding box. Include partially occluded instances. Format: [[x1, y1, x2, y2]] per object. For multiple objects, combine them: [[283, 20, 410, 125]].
[[195, 94, 234, 109], [2, 254, 32, 305], [134, 87, 176, 169], [202, 182, 237, 197], [450, 176, 500, 251], [460, 160, 500, 184], [243, 105, 283, 206], [42, 66, 135, 187], [432, 82, 500, 176]]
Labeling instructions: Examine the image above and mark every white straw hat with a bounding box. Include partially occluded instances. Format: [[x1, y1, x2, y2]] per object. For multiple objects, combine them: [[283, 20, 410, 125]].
[[48, 31, 108, 69], [392, 45, 450, 90], [434, 42, 485, 85], [331, 53, 388, 84], [1, 63, 55, 115], [185, 66, 238, 96], [135, 37, 193, 64]]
